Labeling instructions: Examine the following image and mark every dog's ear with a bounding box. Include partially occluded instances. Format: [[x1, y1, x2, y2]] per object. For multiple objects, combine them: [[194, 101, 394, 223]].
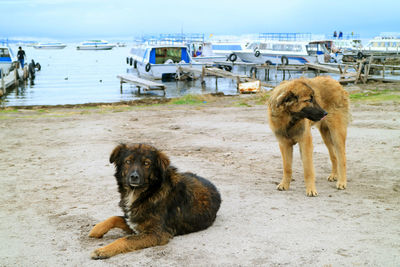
[[276, 91, 298, 107], [110, 143, 127, 164], [157, 150, 170, 174]]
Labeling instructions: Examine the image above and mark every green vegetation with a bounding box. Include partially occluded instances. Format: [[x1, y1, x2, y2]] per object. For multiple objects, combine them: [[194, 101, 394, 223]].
[[169, 94, 209, 105], [349, 89, 400, 102]]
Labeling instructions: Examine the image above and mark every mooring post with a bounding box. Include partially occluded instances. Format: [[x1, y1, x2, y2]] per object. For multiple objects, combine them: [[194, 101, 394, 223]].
[[14, 69, 18, 85], [1, 68, 4, 92], [201, 66, 205, 83]]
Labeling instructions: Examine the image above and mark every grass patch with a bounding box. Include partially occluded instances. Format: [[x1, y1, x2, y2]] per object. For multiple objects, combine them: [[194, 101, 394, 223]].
[[349, 89, 400, 102], [169, 94, 209, 105], [0, 108, 19, 113]]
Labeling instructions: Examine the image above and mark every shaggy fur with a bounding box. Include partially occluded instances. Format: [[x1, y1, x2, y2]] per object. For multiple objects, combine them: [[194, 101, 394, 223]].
[[89, 143, 221, 259], [267, 76, 349, 196]]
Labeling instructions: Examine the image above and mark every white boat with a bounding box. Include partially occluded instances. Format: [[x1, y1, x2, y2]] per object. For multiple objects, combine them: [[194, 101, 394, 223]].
[[76, 40, 116, 50], [363, 34, 400, 54], [210, 42, 247, 62], [127, 43, 203, 79], [33, 42, 67, 49], [235, 40, 340, 65], [0, 46, 22, 95]]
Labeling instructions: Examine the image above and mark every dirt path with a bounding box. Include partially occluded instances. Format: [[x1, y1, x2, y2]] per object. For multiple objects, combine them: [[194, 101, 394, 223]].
[[0, 95, 399, 266]]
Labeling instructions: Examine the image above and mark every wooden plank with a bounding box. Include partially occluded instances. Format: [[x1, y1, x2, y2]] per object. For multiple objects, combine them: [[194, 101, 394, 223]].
[[368, 77, 400, 83], [305, 63, 341, 74], [117, 74, 165, 90]]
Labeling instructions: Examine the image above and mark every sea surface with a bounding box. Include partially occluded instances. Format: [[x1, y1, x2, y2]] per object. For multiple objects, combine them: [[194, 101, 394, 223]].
[[1, 44, 243, 107]]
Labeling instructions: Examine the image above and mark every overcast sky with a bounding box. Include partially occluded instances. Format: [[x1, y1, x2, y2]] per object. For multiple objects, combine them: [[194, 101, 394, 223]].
[[1, 0, 399, 41]]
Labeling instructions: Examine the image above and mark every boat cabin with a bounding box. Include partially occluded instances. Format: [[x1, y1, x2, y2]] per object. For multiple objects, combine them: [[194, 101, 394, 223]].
[[149, 46, 190, 64]]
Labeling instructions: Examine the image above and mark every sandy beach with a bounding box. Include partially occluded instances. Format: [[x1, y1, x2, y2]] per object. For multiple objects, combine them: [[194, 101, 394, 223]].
[[0, 86, 399, 266]]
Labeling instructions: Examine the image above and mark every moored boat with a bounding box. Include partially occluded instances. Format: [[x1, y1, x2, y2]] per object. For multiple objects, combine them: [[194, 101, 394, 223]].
[[127, 43, 203, 80], [33, 42, 67, 49], [0, 46, 17, 71], [76, 40, 116, 50], [235, 40, 340, 65], [363, 34, 400, 54]]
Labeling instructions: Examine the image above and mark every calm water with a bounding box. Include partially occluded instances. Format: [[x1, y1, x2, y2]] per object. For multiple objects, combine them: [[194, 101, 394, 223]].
[[5, 44, 383, 107], [1, 44, 241, 107]]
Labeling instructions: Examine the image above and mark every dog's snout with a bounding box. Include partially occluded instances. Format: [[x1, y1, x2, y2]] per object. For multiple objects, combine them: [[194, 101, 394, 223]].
[[129, 171, 140, 184]]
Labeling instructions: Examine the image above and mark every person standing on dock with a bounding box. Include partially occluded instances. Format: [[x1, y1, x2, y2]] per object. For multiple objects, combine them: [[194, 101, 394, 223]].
[[17, 46, 26, 68]]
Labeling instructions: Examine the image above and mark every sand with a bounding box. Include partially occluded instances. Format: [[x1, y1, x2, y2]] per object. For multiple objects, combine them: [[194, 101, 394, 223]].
[[0, 93, 399, 266]]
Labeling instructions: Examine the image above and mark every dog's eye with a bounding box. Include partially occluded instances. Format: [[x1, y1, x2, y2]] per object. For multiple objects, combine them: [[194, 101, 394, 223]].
[[144, 160, 151, 166], [125, 160, 131, 164]]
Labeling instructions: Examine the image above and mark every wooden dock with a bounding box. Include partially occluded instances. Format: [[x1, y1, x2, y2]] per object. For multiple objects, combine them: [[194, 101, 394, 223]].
[[177, 66, 275, 91], [117, 74, 166, 95], [0, 66, 29, 96]]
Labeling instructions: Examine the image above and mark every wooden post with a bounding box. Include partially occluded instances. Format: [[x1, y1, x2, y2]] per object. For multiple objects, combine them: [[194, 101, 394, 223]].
[[201, 66, 205, 84], [236, 77, 240, 93], [14, 68, 18, 85], [1, 68, 4, 92]]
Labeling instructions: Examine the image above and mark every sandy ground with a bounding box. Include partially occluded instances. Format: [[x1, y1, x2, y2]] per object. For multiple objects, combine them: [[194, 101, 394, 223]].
[[0, 93, 399, 266]]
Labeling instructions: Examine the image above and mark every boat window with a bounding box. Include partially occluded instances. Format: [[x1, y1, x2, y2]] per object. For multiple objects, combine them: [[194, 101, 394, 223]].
[[247, 43, 258, 50], [155, 47, 182, 64], [211, 44, 242, 51], [0, 48, 10, 57], [306, 43, 318, 55], [259, 43, 271, 50]]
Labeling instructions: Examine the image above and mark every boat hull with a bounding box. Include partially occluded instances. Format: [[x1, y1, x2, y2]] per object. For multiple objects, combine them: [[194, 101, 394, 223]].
[[33, 45, 66, 49], [76, 45, 115, 50], [135, 62, 203, 79], [236, 51, 318, 65]]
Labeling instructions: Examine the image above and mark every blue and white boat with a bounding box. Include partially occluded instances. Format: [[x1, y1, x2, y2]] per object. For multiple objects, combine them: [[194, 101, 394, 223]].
[[127, 43, 203, 79], [235, 40, 340, 65], [0, 46, 17, 72], [77, 40, 116, 50], [33, 42, 67, 49]]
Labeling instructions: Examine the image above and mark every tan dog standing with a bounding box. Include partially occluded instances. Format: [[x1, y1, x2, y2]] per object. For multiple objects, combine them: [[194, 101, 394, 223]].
[[267, 76, 349, 196]]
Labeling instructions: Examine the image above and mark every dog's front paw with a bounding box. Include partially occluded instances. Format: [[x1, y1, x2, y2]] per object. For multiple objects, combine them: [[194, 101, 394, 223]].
[[336, 181, 346, 190], [277, 182, 290, 191], [91, 248, 110, 260], [327, 173, 338, 182], [89, 223, 108, 238], [306, 187, 318, 197]]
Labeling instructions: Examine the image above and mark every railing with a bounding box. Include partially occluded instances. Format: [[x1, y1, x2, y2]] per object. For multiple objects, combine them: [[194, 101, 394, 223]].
[[259, 33, 312, 41], [139, 33, 205, 45]]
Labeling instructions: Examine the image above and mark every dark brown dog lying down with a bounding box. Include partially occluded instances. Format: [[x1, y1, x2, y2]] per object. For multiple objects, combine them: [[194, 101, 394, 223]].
[[89, 143, 221, 259]]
